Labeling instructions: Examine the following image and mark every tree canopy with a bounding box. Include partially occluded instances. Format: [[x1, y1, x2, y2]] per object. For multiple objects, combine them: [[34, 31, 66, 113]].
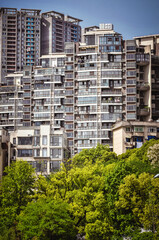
[[1, 140, 159, 239]]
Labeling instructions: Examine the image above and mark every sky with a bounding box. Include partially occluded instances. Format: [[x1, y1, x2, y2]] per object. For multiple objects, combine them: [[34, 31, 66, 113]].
[[1, 0, 159, 39]]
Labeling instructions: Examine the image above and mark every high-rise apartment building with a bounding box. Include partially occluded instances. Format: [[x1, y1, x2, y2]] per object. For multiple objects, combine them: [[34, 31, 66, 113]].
[[123, 35, 159, 122], [112, 34, 159, 154], [41, 11, 82, 54], [0, 22, 159, 158], [0, 24, 124, 155], [0, 8, 82, 83], [0, 54, 66, 130], [0, 8, 41, 83], [74, 24, 123, 153]]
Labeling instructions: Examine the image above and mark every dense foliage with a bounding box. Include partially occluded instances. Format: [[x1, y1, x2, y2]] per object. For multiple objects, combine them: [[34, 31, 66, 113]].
[[1, 140, 159, 239]]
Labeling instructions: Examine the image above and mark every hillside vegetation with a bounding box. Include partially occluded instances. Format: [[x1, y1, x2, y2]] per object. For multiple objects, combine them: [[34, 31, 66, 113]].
[[1, 140, 159, 240]]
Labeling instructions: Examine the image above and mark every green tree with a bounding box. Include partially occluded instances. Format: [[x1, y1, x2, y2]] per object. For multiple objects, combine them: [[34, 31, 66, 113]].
[[35, 146, 116, 238], [147, 143, 159, 167], [132, 231, 154, 240], [17, 198, 76, 240], [0, 160, 35, 238], [71, 143, 118, 168], [141, 177, 159, 235], [115, 172, 159, 238]]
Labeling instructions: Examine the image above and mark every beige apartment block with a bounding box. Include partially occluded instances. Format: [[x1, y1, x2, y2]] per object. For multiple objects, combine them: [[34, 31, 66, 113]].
[[113, 120, 159, 155], [10, 125, 69, 174]]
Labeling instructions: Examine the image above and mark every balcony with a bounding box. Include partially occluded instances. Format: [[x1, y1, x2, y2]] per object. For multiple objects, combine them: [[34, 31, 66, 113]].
[[78, 49, 97, 54], [137, 82, 150, 91], [138, 107, 150, 116], [77, 74, 97, 80], [76, 117, 97, 122], [101, 90, 122, 96], [136, 54, 149, 65], [77, 126, 97, 130], [77, 66, 97, 71], [77, 91, 97, 96], [101, 63, 121, 69], [76, 143, 97, 148], [0, 100, 14, 105], [54, 107, 65, 112], [0, 86, 16, 92], [76, 135, 97, 139], [76, 101, 97, 105]]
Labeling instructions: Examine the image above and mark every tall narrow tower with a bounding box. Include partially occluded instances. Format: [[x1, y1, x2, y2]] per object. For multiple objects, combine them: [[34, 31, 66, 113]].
[[0, 8, 41, 83]]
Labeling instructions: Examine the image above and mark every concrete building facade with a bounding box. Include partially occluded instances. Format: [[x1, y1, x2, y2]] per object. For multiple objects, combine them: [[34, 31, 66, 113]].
[[41, 11, 82, 54], [10, 125, 69, 174], [0, 22, 159, 158], [113, 120, 159, 155], [74, 24, 123, 153], [123, 35, 159, 122]]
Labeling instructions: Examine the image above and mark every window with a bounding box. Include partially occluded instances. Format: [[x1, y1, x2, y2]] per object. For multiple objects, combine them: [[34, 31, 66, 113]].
[[127, 71, 136, 77], [108, 37, 113, 43], [127, 62, 136, 68], [126, 54, 136, 60], [18, 137, 32, 145], [50, 149, 61, 158], [68, 140, 73, 146], [86, 35, 95, 45], [127, 105, 136, 111], [13, 138, 16, 144], [42, 148, 47, 157], [57, 58, 65, 67], [126, 138, 131, 142], [34, 149, 40, 157], [134, 127, 144, 132], [127, 88, 136, 94], [99, 36, 107, 45], [67, 132, 73, 138], [114, 106, 122, 113], [127, 79, 136, 85], [35, 161, 47, 172], [50, 160, 60, 171], [18, 149, 32, 157], [42, 135, 47, 145], [148, 127, 156, 133], [127, 46, 136, 51], [127, 96, 136, 102], [127, 113, 136, 119], [33, 136, 40, 146], [133, 136, 143, 142], [50, 136, 62, 146], [126, 127, 131, 132]]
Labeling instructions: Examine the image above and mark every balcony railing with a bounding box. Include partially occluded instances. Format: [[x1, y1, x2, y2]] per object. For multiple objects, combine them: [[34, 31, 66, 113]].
[[76, 117, 97, 122], [102, 90, 122, 95], [77, 75, 97, 79]]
